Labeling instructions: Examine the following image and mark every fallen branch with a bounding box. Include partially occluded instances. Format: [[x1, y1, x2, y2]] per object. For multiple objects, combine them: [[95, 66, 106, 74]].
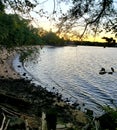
[[1, 107, 20, 117], [4, 119, 10, 130], [0, 113, 6, 130]]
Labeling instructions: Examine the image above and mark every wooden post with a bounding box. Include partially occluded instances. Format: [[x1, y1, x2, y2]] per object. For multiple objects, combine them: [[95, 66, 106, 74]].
[[42, 112, 47, 130]]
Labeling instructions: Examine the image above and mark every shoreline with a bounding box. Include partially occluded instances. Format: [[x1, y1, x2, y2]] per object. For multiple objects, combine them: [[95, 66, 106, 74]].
[[0, 47, 88, 129], [13, 51, 89, 113], [12, 47, 104, 116], [13, 54, 42, 85], [0, 48, 20, 79]]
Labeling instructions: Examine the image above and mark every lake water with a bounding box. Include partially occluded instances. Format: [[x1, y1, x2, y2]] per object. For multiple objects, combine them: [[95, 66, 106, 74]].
[[16, 46, 117, 115]]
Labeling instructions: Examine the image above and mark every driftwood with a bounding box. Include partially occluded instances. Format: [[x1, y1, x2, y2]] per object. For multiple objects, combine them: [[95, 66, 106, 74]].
[[1, 107, 20, 117], [4, 119, 10, 130], [0, 113, 6, 130], [0, 113, 10, 130], [0, 107, 31, 130]]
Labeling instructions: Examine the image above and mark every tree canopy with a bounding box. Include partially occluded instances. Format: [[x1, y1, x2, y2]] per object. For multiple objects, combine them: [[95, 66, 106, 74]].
[[41, 31, 65, 46], [0, 13, 43, 48], [57, 0, 117, 39], [0, 0, 117, 40]]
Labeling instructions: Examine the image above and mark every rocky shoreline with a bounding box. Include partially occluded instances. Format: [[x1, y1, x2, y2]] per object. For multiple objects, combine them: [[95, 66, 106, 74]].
[[0, 48, 88, 130], [0, 78, 88, 130]]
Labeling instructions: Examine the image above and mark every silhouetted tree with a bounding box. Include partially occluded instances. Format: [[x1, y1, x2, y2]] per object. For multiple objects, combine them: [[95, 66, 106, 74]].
[[102, 37, 116, 47], [1, 0, 117, 39], [57, 0, 117, 38], [42, 31, 65, 46]]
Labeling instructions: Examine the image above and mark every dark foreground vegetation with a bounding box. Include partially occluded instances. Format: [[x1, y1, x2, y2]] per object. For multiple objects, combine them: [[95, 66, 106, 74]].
[[0, 77, 117, 130], [0, 78, 88, 130]]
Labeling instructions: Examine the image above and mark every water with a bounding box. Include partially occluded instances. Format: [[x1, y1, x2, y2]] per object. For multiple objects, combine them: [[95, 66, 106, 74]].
[[15, 46, 117, 115]]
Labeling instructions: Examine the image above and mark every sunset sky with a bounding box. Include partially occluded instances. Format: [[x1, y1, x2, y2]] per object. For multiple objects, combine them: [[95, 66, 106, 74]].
[[30, 0, 116, 43]]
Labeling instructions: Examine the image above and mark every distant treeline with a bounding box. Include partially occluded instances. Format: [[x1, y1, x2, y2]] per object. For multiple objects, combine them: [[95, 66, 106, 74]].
[[0, 7, 116, 48], [66, 40, 117, 47]]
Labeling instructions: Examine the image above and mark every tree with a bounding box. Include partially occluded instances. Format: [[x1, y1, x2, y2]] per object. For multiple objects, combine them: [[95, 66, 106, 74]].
[[42, 31, 65, 46], [1, 0, 36, 13], [102, 36, 116, 47], [1, 0, 117, 39], [57, 0, 117, 39], [0, 0, 48, 20], [0, 13, 43, 48]]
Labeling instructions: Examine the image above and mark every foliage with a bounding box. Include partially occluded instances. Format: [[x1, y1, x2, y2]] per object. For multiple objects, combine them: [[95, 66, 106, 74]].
[[1, 0, 117, 39], [42, 31, 65, 46], [20, 49, 34, 62], [102, 36, 116, 47], [103, 106, 117, 121], [1, 0, 48, 20], [57, 0, 117, 38], [0, 0, 5, 13], [1, 0, 36, 14], [0, 13, 43, 48], [19, 46, 40, 62], [85, 106, 117, 130]]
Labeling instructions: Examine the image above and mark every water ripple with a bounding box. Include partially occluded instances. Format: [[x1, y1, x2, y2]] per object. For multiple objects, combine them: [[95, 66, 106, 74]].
[[24, 46, 117, 114]]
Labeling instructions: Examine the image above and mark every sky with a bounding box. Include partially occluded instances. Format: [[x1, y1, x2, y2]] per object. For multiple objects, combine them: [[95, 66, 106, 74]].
[[30, 0, 116, 42], [30, 0, 71, 30], [86, 32, 116, 42]]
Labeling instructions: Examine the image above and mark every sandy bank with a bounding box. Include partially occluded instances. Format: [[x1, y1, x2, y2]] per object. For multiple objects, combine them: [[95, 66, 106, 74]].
[[0, 48, 20, 79]]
